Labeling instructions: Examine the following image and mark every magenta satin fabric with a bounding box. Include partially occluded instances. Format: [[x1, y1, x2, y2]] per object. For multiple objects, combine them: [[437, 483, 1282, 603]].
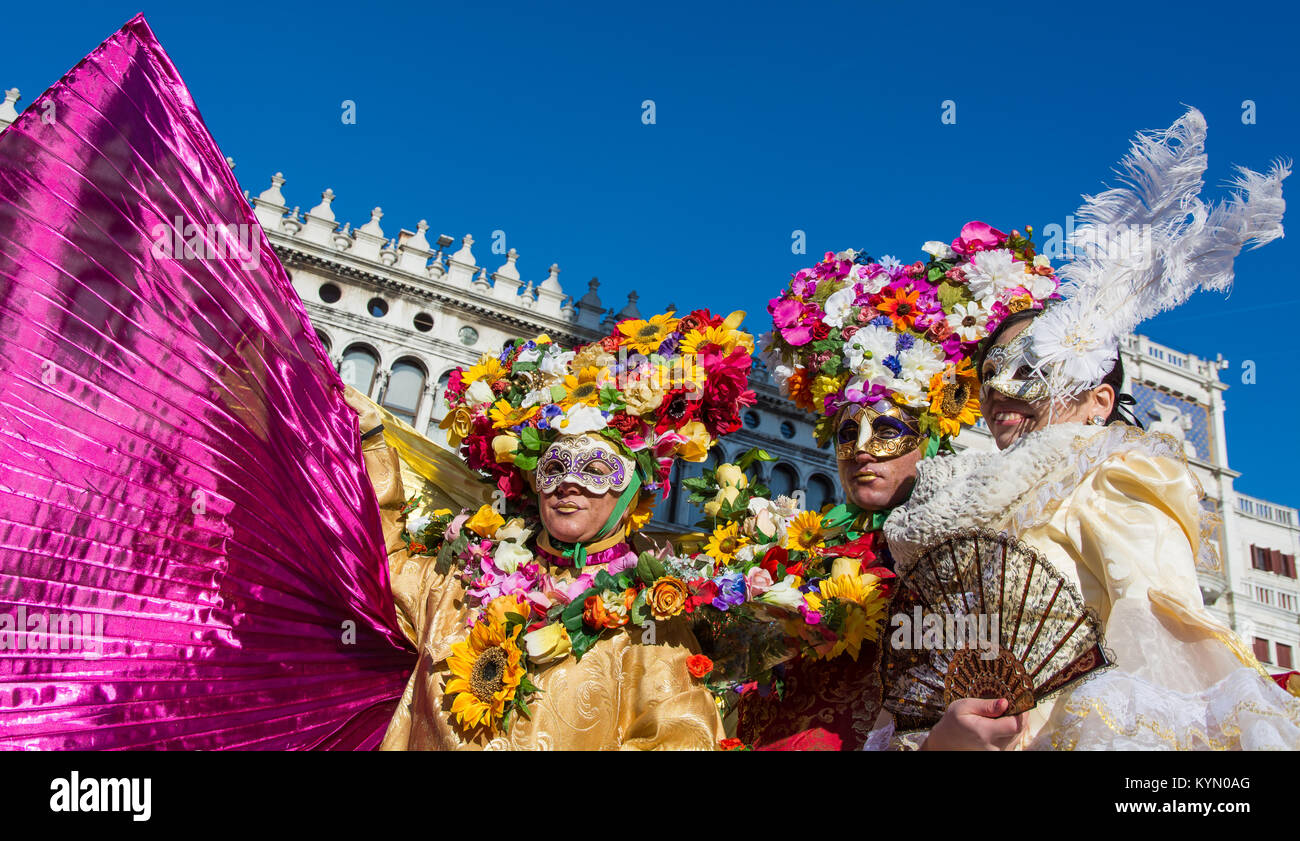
[[0, 15, 415, 748]]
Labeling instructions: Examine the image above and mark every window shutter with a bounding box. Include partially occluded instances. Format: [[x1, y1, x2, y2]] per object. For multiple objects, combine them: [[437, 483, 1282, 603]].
[[1286, 554, 1297, 579], [1278, 644, 1294, 670], [1254, 637, 1272, 663]]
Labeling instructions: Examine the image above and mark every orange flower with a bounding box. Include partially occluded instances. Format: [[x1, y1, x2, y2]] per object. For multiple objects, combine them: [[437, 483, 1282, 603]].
[[647, 576, 690, 620], [875, 286, 921, 331], [785, 368, 816, 412], [686, 653, 714, 679], [582, 589, 636, 630], [719, 737, 747, 750]]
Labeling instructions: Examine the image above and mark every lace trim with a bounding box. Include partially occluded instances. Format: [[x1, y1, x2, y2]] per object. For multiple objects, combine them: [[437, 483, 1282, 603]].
[[887, 422, 1221, 576], [1039, 667, 1300, 751]]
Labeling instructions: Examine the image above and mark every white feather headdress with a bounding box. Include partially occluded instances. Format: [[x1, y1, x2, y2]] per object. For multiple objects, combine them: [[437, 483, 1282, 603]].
[[1025, 107, 1289, 400]]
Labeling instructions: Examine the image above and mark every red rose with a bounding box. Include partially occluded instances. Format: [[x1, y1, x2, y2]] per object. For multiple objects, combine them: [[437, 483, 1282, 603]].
[[719, 737, 746, 750], [760, 546, 788, 578], [608, 412, 644, 435], [599, 333, 622, 353], [686, 654, 714, 679], [810, 321, 831, 341]]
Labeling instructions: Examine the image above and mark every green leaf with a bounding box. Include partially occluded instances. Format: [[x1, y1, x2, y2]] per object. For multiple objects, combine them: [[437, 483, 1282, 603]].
[[550, 385, 567, 403], [521, 426, 542, 451], [512, 454, 538, 471], [630, 589, 650, 624]]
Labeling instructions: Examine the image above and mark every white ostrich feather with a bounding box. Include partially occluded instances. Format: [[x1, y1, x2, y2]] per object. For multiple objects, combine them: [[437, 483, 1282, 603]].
[[1027, 107, 1289, 401]]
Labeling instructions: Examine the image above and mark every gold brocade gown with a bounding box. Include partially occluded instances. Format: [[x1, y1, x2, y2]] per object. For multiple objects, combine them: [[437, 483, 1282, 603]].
[[359, 425, 725, 750]]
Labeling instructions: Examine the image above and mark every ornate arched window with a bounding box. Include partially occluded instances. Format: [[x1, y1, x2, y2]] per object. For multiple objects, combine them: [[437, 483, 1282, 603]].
[[768, 463, 798, 500], [339, 345, 379, 395], [382, 357, 426, 426], [427, 370, 453, 438]]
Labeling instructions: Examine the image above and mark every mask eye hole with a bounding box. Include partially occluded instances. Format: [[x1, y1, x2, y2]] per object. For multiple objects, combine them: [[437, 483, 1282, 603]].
[[837, 421, 859, 444], [1014, 365, 1034, 380], [540, 459, 565, 477], [582, 461, 612, 476], [873, 422, 899, 440]]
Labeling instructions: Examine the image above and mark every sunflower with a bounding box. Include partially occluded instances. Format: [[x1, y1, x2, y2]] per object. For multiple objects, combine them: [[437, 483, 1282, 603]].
[[927, 361, 981, 437], [626, 491, 657, 533], [704, 522, 748, 565], [875, 286, 921, 331], [445, 613, 526, 734], [488, 400, 540, 430], [464, 354, 505, 385], [561, 365, 608, 408], [679, 325, 739, 356], [617, 312, 680, 354], [786, 510, 825, 552]]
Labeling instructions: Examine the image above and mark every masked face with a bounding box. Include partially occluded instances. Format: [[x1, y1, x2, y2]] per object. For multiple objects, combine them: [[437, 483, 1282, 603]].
[[981, 329, 1048, 404], [535, 434, 635, 497], [834, 401, 923, 461]]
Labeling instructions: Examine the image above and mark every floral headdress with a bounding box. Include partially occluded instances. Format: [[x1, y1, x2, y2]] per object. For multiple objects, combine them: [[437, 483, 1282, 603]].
[[440, 309, 757, 519], [762, 229, 1060, 445]]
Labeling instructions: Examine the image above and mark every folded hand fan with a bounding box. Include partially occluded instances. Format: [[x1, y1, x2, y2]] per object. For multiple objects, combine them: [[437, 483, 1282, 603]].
[[881, 529, 1110, 729]]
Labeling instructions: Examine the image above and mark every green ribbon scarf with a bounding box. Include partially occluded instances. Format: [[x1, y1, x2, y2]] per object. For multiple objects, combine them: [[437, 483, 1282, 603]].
[[548, 472, 643, 571]]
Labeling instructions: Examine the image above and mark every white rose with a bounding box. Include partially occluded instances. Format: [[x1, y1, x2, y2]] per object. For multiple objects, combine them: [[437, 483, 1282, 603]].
[[493, 540, 533, 574], [465, 379, 494, 406], [757, 574, 805, 610], [539, 349, 575, 381], [921, 241, 957, 261], [515, 348, 541, 364]]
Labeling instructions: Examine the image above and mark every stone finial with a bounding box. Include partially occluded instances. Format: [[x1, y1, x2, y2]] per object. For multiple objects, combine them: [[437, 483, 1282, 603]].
[[308, 188, 336, 221], [282, 205, 303, 236], [616, 291, 641, 321], [407, 219, 431, 251], [444, 234, 478, 289], [472, 267, 493, 294], [396, 220, 433, 275], [560, 296, 577, 321], [359, 207, 385, 237], [332, 222, 354, 252], [449, 234, 476, 265], [257, 172, 287, 206], [495, 247, 521, 282], [540, 263, 562, 293], [0, 88, 21, 129], [536, 262, 566, 318], [576, 277, 605, 330]]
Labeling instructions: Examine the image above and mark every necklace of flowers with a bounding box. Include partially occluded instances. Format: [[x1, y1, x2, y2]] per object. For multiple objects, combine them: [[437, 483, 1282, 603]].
[[402, 499, 760, 736]]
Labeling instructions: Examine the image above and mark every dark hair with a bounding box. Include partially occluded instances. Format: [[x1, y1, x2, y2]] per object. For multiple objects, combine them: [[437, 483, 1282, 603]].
[[975, 308, 1140, 428]]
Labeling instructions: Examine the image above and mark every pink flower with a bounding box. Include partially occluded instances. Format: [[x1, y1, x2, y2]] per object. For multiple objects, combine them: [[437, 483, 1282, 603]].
[[445, 512, 470, 542], [951, 221, 1006, 256], [745, 566, 774, 597]]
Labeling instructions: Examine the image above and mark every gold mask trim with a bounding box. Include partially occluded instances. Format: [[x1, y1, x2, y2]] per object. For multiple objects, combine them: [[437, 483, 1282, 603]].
[[982, 331, 1049, 404], [834, 402, 923, 460]]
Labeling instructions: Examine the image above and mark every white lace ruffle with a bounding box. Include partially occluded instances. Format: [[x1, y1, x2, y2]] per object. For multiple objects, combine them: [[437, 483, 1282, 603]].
[[1030, 667, 1300, 751]]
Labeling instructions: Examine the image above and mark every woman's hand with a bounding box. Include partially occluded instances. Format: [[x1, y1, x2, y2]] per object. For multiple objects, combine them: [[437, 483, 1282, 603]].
[[919, 698, 1027, 750]]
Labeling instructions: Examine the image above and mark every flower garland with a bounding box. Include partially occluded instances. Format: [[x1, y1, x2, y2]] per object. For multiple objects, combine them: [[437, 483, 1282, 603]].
[[761, 222, 1060, 445]]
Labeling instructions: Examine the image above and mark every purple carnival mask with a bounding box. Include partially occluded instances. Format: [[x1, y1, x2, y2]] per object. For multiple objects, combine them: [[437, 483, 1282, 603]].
[[536, 434, 635, 496]]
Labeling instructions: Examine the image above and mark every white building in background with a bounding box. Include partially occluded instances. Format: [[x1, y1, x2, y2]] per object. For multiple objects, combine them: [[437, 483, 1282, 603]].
[[2, 87, 1296, 671]]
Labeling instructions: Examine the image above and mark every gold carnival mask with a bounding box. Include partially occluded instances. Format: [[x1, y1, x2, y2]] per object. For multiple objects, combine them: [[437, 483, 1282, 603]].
[[834, 401, 923, 460], [982, 331, 1049, 404], [536, 434, 635, 496]]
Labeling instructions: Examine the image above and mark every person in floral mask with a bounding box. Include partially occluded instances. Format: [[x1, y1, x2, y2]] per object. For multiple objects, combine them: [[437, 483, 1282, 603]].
[[365, 310, 761, 749], [739, 231, 1058, 750]]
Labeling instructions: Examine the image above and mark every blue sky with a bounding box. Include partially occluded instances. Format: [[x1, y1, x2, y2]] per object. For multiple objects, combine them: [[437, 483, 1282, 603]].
[[3, 0, 1298, 506]]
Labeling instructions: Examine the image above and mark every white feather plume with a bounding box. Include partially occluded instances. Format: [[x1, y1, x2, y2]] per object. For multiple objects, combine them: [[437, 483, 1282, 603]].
[[1028, 107, 1289, 400]]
